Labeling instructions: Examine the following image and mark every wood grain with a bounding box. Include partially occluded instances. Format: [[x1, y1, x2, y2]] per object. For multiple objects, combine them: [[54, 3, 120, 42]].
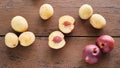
[[0, 0, 120, 36], [0, 37, 120, 68], [0, 0, 120, 68]]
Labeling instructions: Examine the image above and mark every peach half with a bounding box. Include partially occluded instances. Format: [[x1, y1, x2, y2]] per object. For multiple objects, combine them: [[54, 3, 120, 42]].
[[48, 31, 66, 49], [59, 15, 75, 34]]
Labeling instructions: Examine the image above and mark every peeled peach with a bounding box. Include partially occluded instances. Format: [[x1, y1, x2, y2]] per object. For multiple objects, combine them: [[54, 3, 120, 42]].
[[5, 32, 19, 48], [79, 4, 93, 19], [11, 16, 28, 32], [19, 31, 35, 46], [39, 4, 54, 20], [90, 14, 106, 29]]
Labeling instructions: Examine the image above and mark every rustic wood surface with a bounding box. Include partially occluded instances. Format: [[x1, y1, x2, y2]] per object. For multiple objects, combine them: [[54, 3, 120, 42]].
[[0, 0, 120, 68]]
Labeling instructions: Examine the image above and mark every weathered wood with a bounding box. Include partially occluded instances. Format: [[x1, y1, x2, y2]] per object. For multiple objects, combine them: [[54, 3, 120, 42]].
[[0, 37, 119, 68], [0, 0, 120, 36], [0, 0, 120, 68]]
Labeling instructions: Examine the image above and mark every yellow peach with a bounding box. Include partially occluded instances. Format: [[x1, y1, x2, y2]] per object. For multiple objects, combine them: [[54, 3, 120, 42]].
[[39, 4, 54, 20], [19, 31, 35, 46], [11, 16, 28, 32], [79, 4, 93, 19], [90, 14, 106, 29], [5, 32, 18, 48]]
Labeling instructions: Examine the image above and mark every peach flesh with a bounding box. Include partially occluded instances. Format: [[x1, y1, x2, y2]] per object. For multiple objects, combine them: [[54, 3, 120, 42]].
[[52, 36, 62, 43], [63, 21, 71, 26]]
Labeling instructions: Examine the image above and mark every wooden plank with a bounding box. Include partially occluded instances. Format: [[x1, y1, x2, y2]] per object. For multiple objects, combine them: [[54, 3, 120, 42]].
[[0, 0, 120, 36], [0, 37, 120, 68]]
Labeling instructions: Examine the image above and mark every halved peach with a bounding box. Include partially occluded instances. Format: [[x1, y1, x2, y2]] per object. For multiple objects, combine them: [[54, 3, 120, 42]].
[[48, 31, 66, 49], [59, 15, 75, 34]]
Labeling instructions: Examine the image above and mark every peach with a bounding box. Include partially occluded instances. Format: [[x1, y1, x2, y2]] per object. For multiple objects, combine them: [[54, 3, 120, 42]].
[[96, 35, 115, 53], [19, 31, 35, 46], [90, 14, 106, 29], [11, 16, 28, 32], [79, 4, 93, 19], [82, 44, 101, 64], [5, 32, 19, 48], [48, 31, 66, 49], [59, 15, 75, 34], [39, 4, 54, 20]]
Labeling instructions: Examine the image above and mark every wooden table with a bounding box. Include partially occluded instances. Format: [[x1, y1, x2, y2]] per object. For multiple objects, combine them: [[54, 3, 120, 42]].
[[0, 0, 120, 68]]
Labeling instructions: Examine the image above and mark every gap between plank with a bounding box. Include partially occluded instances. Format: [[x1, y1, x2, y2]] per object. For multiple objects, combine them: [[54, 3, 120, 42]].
[[0, 35, 120, 38]]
